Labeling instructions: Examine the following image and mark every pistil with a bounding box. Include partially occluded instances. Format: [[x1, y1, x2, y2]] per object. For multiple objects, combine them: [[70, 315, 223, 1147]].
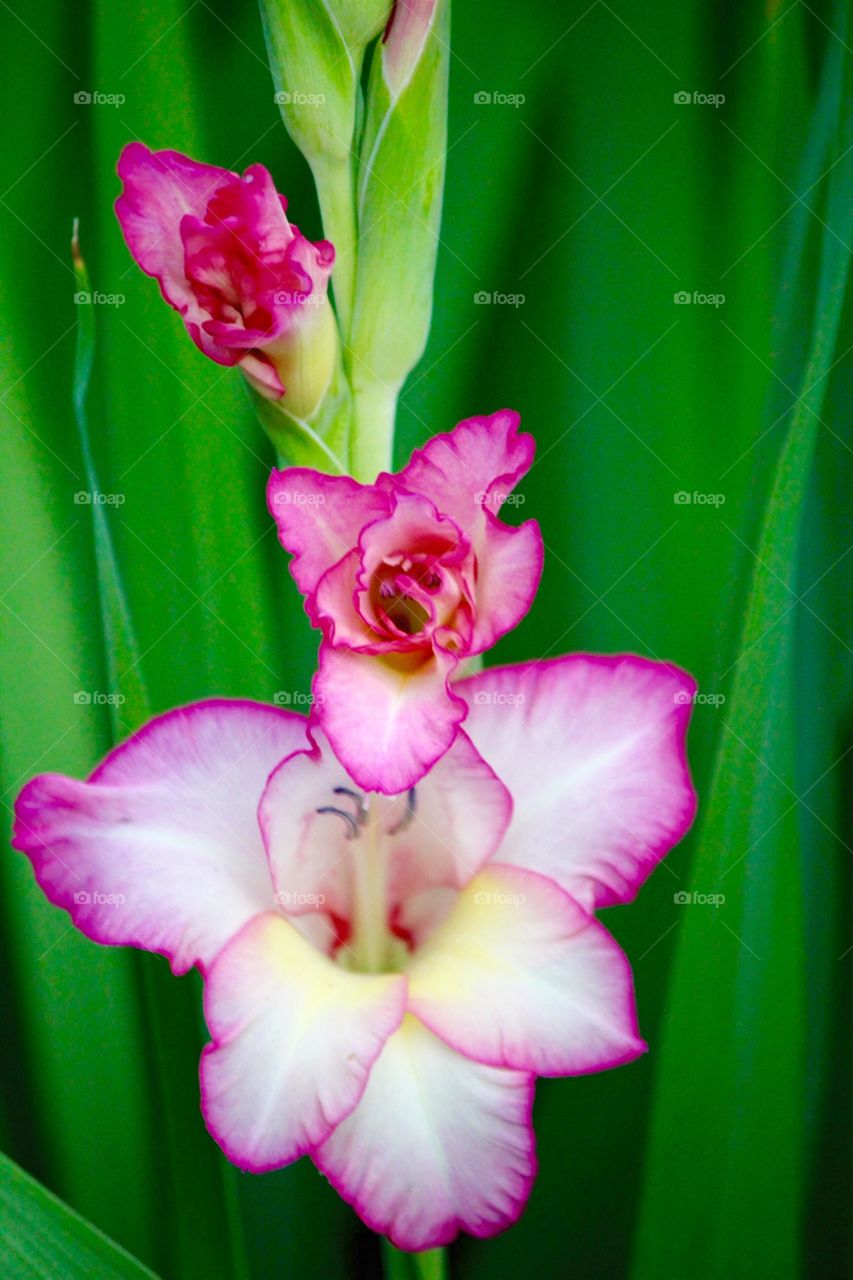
[[348, 796, 392, 974]]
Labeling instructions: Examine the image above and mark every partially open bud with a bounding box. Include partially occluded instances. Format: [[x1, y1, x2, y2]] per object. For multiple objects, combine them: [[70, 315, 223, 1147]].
[[382, 0, 439, 101], [115, 143, 338, 420], [254, 283, 338, 419]]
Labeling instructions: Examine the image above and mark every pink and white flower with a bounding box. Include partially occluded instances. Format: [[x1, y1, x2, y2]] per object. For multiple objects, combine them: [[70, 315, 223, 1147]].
[[116, 143, 336, 412], [267, 408, 544, 793], [13, 654, 695, 1250]]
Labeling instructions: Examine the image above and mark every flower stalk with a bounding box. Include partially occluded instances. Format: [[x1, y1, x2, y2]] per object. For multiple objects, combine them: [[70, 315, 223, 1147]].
[[23, 0, 702, 1269], [382, 1239, 448, 1279]]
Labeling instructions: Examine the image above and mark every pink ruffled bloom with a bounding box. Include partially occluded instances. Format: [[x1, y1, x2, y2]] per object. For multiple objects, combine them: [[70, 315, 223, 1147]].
[[267, 409, 544, 793], [14, 656, 695, 1250], [115, 143, 336, 411]]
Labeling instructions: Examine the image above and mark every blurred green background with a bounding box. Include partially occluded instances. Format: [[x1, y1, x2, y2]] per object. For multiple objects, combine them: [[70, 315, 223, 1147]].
[[1, 1, 851, 1277]]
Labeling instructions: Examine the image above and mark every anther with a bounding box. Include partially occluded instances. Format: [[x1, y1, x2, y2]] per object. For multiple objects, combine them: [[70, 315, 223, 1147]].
[[315, 806, 361, 840], [389, 787, 417, 835], [333, 786, 368, 825]]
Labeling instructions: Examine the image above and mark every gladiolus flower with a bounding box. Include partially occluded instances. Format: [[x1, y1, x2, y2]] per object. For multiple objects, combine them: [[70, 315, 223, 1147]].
[[13, 655, 695, 1250], [267, 408, 544, 793], [116, 143, 337, 415]]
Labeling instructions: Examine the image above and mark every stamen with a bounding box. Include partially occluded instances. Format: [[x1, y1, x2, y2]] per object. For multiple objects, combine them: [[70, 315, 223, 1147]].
[[315, 806, 361, 840], [388, 787, 417, 835], [333, 786, 368, 825]]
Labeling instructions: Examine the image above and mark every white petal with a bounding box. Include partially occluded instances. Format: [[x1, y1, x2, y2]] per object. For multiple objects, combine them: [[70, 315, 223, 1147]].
[[314, 1016, 535, 1249], [201, 913, 406, 1171]]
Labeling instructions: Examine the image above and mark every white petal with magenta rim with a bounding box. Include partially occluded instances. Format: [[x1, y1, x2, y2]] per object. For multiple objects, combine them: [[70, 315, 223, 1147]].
[[201, 912, 406, 1171], [459, 655, 697, 909], [314, 1015, 535, 1251], [13, 700, 304, 973], [407, 865, 645, 1075]]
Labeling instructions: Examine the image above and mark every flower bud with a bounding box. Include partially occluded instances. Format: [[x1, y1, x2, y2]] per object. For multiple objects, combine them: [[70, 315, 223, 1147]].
[[115, 143, 338, 421], [347, 0, 449, 478], [329, 0, 390, 54]]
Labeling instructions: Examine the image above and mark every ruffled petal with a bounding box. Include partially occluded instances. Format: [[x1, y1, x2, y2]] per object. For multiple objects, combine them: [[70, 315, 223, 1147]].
[[313, 1015, 535, 1250], [312, 644, 465, 794], [466, 515, 543, 653], [13, 700, 303, 974], [358, 491, 468, 577], [314, 550, 375, 648], [394, 411, 542, 650], [267, 469, 388, 598], [395, 408, 535, 528], [459, 655, 697, 909], [406, 864, 645, 1074], [115, 142, 231, 311], [239, 350, 285, 398], [201, 913, 406, 1171]]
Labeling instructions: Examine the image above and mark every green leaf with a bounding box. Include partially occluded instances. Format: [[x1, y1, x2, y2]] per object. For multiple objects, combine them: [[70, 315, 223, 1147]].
[[0, 1150, 162, 1279], [0, 2, 161, 1263], [631, 9, 852, 1278], [71, 225, 149, 730], [70, 224, 251, 1280]]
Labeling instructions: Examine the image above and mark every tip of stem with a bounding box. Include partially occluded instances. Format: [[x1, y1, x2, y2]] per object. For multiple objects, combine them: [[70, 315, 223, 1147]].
[[71, 217, 84, 270]]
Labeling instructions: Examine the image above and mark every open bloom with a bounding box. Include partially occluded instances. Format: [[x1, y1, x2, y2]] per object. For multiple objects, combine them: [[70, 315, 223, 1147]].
[[13, 655, 695, 1250], [267, 409, 544, 793], [116, 143, 337, 413]]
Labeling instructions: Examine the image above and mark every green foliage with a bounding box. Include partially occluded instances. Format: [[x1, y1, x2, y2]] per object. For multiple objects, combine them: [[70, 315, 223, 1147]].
[[0, 1152, 161, 1280]]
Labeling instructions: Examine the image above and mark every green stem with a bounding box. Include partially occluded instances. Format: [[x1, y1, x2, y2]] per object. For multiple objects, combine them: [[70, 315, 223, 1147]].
[[381, 1239, 448, 1280], [314, 152, 358, 341], [349, 373, 398, 481]]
